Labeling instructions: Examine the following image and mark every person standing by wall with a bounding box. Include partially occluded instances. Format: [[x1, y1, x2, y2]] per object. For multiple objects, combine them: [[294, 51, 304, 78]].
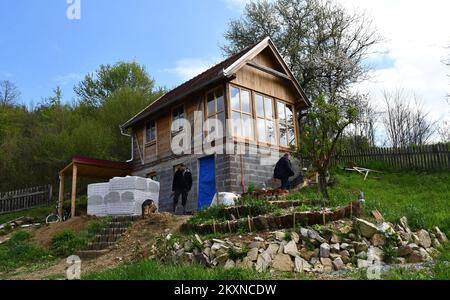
[[172, 164, 193, 214], [273, 153, 295, 190]]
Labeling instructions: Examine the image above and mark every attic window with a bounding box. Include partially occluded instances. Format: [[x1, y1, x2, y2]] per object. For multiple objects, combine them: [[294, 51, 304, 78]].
[[146, 120, 156, 144]]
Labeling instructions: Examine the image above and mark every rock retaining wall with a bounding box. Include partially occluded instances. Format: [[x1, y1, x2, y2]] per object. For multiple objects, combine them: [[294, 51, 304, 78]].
[[153, 217, 448, 275]]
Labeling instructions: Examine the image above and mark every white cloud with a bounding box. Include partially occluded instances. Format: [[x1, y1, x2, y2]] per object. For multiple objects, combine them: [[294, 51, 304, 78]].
[[339, 0, 450, 124], [223, 0, 251, 11], [163, 58, 218, 82], [0, 71, 13, 79], [54, 73, 83, 86]]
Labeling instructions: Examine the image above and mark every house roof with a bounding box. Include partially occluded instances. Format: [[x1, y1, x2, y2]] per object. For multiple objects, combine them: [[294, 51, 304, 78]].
[[121, 37, 310, 130]]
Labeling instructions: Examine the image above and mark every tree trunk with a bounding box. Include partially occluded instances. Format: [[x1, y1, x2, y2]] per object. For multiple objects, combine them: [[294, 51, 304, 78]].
[[317, 169, 329, 201]]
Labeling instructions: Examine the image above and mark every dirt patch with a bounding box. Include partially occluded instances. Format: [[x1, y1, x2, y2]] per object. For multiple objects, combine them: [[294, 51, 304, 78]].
[[32, 216, 97, 249], [10, 213, 190, 280]]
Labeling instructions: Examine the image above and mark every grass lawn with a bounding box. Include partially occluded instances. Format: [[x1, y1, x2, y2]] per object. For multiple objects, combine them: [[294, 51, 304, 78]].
[[0, 206, 53, 225], [290, 170, 450, 235], [83, 260, 296, 280], [0, 231, 55, 275]]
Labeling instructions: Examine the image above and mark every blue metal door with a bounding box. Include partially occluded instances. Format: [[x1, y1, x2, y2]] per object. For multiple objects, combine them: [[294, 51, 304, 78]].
[[198, 156, 216, 210]]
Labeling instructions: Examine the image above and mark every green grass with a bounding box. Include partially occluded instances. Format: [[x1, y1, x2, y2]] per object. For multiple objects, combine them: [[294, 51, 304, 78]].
[[0, 196, 89, 227], [291, 170, 450, 235], [382, 242, 450, 280], [83, 260, 280, 280], [51, 217, 110, 257], [0, 231, 54, 273], [0, 206, 53, 225], [188, 198, 277, 225]]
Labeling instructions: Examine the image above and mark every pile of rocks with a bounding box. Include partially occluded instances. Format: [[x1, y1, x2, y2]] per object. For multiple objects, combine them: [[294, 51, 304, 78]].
[[152, 216, 448, 274]]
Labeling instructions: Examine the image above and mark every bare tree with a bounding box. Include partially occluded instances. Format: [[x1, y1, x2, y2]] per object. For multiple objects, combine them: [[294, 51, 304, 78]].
[[352, 98, 379, 146], [0, 80, 20, 107], [382, 88, 437, 147], [437, 120, 450, 143]]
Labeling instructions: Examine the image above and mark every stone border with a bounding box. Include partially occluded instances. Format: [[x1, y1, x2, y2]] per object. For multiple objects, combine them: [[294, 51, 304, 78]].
[[181, 201, 363, 234]]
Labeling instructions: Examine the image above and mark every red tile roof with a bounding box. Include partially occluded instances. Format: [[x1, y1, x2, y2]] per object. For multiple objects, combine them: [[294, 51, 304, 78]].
[[121, 44, 256, 130]]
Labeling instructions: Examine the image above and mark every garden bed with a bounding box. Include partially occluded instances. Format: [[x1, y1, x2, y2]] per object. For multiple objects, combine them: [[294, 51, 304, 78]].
[[181, 201, 363, 235]]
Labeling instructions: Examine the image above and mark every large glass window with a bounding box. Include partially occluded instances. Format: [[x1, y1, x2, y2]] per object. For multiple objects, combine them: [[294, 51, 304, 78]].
[[206, 88, 225, 139], [230, 86, 253, 139], [255, 94, 276, 144], [277, 101, 296, 146], [145, 120, 156, 143], [172, 106, 185, 134]]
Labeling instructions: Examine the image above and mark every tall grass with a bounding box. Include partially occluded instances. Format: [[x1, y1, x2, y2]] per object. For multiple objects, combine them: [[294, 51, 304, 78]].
[[0, 231, 53, 273], [291, 170, 450, 234], [83, 260, 274, 280]]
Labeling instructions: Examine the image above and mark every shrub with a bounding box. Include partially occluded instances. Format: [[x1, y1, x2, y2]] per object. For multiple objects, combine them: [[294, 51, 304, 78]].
[[404, 204, 427, 231], [51, 230, 86, 257]]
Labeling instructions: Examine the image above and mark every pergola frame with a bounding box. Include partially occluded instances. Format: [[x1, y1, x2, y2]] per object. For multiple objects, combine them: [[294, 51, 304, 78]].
[[58, 156, 131, 219]]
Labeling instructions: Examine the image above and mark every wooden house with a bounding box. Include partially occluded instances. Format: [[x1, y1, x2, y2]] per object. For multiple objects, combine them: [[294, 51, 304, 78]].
[[120, 37, 310, 212]]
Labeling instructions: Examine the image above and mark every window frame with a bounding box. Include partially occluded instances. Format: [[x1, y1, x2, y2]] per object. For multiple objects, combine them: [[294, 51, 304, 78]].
[[254, 92, 276, 145], [205, 87, 226, 141], [229, 84, 254, 141], [145, 120, 157, 145], [276, 100, 297, 147], [171, 104, 186, 135]]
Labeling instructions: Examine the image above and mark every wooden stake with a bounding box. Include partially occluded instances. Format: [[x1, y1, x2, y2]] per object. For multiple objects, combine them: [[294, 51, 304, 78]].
[[247, 215, 252, 232], [227, 221, 232, 233], [322, 211, 326, 225], [213, 219, 216, 234], [350, 202, 353, 219], [71, 164, 77, 219], [293, 212, 296, 229], [58, 174, 65, 218]]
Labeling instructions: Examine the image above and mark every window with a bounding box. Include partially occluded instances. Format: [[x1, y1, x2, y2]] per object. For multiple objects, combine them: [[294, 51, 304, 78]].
[[255, 94, 276, 144], [145, 120, 156, 143], [230, 86, 253, 139], [172, 106, 185, 134], [277, 101, 296, 146], [206, 88, 225, 139]]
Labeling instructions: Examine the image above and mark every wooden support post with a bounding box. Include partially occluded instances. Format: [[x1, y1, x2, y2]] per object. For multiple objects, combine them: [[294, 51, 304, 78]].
[[71, 164, 78, 219], [58, 174, 65, 218]]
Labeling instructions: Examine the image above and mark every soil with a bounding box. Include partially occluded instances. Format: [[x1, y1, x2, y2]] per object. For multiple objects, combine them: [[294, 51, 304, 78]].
[[9, 213, 190, 280], [32, 215, 97, 249]]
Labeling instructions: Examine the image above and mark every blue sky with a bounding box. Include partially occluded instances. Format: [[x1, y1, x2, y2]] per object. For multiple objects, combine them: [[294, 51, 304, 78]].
[[1, 0, 449, 134], [0, 0, 243, 105]]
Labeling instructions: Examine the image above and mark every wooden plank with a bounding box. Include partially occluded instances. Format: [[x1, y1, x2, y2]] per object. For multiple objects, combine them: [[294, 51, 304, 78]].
[[71, 164, 78, 218]]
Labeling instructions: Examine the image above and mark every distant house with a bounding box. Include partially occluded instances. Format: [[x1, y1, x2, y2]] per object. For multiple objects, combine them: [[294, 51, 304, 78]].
[[120, 37, 310, 213]]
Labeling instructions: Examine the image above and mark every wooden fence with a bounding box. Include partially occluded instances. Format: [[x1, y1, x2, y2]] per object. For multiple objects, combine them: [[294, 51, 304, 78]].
[[0, 185, 53, 214], [332, 144, 450, 170]]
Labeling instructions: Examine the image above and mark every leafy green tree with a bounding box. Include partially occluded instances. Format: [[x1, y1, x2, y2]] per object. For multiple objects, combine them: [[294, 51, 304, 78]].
[[74, 61, 157, 107], [295, 95, 359, 199]]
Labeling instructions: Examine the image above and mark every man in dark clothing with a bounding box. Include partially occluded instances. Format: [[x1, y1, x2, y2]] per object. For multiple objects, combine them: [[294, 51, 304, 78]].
[[273, 153, 295, 190], [172, 164, 193, 214]]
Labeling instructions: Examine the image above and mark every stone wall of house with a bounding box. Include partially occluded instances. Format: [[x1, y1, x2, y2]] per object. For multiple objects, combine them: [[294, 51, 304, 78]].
[[132, 144, 302, 213]]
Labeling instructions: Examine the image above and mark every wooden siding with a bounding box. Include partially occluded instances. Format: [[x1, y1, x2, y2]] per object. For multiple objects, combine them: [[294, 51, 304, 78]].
[[131, 50, 303, 165]]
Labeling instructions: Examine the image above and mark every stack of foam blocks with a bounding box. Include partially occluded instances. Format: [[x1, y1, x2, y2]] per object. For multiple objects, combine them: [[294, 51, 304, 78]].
[[87, 176, 160, 217]]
